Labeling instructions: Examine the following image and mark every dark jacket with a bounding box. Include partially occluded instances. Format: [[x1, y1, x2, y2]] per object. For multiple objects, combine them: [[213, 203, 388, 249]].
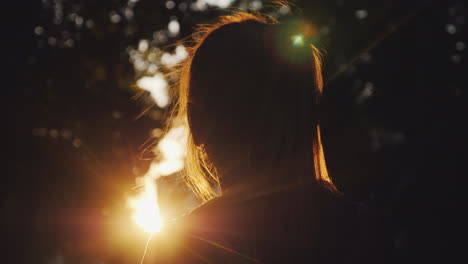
[[146, 182, 387, 264]]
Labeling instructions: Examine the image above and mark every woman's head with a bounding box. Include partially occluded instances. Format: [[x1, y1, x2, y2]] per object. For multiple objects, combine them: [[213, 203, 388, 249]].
[[173, 12, 336, 201]]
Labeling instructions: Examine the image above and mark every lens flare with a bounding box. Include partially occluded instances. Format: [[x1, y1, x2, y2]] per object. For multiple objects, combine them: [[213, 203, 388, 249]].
[[128, 177, 162, 233], [127, 124, 189, 233], [291, 34, 304, 47]]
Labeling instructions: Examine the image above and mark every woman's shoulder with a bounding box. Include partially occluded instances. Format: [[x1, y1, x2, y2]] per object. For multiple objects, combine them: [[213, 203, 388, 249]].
[[174, 181, 372, 235], [145, 183, 387, 263]]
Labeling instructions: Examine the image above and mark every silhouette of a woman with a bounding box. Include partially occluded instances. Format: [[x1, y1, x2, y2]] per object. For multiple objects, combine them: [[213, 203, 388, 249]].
[[147, 11, 387, 264]]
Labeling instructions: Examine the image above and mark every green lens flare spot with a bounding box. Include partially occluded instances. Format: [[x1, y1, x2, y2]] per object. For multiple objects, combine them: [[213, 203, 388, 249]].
[[291, 34, 305, 47]]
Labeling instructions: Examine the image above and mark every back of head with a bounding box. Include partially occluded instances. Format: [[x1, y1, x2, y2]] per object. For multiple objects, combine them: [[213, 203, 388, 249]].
[[174, 12, 336, 201]]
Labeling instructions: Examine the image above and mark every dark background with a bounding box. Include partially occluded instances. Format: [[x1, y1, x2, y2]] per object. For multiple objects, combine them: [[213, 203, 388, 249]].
[[5, 0, 467, 263]]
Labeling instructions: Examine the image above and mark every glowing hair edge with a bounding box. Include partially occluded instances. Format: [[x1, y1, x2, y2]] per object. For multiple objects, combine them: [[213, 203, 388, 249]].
[[169, 12, 336, 203]]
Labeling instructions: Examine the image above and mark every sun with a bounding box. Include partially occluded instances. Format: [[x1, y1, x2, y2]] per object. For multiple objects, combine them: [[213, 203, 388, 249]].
[[128, 177, 162, 233]]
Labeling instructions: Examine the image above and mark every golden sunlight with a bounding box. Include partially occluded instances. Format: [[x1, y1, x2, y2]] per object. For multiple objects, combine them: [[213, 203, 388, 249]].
[[128, 177, 162, 233], [127, 124, 188, 233]]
